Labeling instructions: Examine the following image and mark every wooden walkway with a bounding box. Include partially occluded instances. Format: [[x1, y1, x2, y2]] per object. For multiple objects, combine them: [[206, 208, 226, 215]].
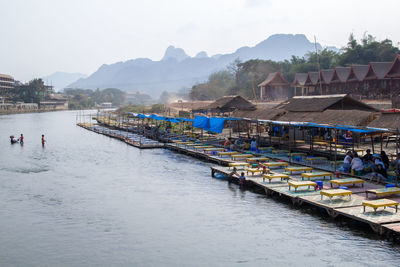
[[78, 122, 400, 239]]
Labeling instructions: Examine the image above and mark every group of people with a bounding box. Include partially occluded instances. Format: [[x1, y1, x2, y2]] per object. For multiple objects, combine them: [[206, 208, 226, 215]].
[[343, 149, 390, 183], [9, 134, 46, 146], [223, 138, 257, 151]]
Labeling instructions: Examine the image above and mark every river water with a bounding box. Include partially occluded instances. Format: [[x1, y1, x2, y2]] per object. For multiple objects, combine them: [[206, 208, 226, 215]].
[[0, 110, 399, 266]]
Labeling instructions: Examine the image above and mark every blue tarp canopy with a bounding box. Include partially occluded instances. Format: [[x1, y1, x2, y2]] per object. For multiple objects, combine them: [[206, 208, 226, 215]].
[[209, 117, 226, 133], [193, 116, 210, 130]]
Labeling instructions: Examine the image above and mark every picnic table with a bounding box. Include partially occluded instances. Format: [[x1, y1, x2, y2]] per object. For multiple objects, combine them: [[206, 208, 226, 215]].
[[320, 189, 352, 201], [314, 141, 329, 147], [262, 173, 290, 183], [365, 187, 400, 199], [285, 166, 312, 174], [330, 178, 364, 188], [301, 171, 332, 180], [362, 199, 399, 213], [295, 140, 305, 144], [271, 150, 289, 154], [288, 181, 317, 192]]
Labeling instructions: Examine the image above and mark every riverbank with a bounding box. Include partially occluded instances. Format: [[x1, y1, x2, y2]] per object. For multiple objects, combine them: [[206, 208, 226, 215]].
[[0, 108, 68, 116]]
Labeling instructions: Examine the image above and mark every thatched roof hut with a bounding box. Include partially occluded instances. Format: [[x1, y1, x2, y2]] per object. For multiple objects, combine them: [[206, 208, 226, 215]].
[[276, 94, 377, 112], [193, 95, 255, 113], [258, 72, 290, 101], [278, 110, 375, 126]]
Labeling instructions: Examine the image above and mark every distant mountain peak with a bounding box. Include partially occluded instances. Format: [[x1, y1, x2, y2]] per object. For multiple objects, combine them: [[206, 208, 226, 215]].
[[195, 51, 208, 58], [162, 45, 189, 61]]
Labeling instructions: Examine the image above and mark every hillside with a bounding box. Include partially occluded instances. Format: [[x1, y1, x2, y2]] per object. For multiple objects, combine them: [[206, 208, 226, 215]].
[[42, 72, 87, 92], [68, 34, 334, 97]]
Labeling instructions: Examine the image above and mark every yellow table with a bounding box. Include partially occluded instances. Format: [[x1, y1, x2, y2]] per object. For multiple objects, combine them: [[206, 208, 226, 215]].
[[263, 162, 289, 167], [232, 154, 254, 160], [262, 173, 290, 183], [362, 199, 399, 213], [246, 168, 266, 176], [228, 162, 249, 169], [288, 181, 317, 192], [295, 140, 305, 144], [173, 140, 183, 143], [246, 157, 269, 163], [193, 146, 214, 150], [366, 187, 400, 199], [320, 189, 352, 201], [184, 143, 197, 147], [314, 141, 329, 147], [301, 172, 332, 180], [285, 166, 312, 174], [204, 147, 225, 152], [330, 178, 364, 188], [218, 151, 239, 157]]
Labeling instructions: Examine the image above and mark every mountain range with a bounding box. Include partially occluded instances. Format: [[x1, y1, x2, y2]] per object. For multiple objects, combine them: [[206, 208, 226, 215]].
[[66, 34, 338, 97]]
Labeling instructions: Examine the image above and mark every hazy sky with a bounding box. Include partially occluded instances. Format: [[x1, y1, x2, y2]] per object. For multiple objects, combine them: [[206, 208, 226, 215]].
[[1, 0, 399, 82]]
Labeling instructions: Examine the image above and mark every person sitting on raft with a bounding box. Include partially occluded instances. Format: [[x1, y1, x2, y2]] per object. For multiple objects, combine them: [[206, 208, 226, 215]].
[[370, 163, 387, 184]]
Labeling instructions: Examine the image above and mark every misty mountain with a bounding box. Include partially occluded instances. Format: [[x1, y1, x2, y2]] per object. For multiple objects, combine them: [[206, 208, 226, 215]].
[[68, 34, 337, 97], [43, 72, 87, 91]]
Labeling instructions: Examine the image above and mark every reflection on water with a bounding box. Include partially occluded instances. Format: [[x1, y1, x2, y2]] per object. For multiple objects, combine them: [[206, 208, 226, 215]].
[[0, 110, 400, 266]]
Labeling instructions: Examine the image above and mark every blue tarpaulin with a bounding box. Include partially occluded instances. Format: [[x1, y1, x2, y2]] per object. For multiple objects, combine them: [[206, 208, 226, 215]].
[[209, 117, 226, 133], [193, 116, 210, 130]]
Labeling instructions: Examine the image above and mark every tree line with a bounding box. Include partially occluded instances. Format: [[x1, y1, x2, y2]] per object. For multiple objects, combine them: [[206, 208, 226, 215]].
[[190, 34, 400, 100]]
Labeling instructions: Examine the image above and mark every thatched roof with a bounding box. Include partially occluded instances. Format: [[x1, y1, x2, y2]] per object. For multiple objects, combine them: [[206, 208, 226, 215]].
[[277, 110, 374, 126], [193, 95, 256, 112], [258, 72, 290, 87], [320, 69, 334, 84], [277, 94, 377, 112], [331, 67, 351, 83], [292, 73, 308, 86], [368, 112, 400, 129], [385, 54, 400, 78], [347, 65, 369, 82], [232, 106, 286, 120], [305, 72, 320, 86], [365, 62, 392, 80]]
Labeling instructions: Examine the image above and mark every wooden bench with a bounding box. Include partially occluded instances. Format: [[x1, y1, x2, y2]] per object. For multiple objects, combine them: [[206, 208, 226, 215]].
[[301, 172, 332, 180], [285, 166, 312, 174], [288, 152, 307, 157], [362, 199, 399, 213], [320, 189, 352, 201], [232, 154, 254, 160], [263, 162, 289, 168], [288, 181, 317, 192], [330, 178, 364, 188], [271, 150, 289, 154], [365, 187, 400, 199], [262, 173, 290, 183]]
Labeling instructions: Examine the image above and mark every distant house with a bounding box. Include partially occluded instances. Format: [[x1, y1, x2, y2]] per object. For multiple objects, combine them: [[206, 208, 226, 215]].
[[292, 73, 308, 96], [258, 72, 290, 101], [192, 95, 255, 114]]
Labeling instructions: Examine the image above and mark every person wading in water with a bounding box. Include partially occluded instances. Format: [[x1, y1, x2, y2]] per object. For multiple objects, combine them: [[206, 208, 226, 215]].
[[41, 134, 46, 147], [20, 134, 24, 145]]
